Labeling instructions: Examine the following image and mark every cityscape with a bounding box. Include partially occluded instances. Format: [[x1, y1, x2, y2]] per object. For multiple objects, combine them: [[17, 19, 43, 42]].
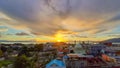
[[0, 0, 120, 68]]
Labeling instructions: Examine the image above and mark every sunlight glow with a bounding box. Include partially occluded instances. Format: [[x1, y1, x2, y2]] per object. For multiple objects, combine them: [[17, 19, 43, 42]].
[[54, 32, 66, 42], [57, 40, 61, 42]]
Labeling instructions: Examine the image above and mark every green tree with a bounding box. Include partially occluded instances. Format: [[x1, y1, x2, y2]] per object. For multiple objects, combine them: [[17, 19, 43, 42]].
[[14, 55, 32, 68], [34, 44, 43, 51], [0, 50, 3, 57]]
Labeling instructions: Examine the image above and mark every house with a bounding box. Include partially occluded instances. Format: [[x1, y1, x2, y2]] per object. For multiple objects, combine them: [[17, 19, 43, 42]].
[[74, 43, 86, 54], [46, 59, 66, 68]]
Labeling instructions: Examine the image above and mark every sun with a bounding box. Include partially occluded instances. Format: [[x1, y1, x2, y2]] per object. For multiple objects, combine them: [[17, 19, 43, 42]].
[[54, 32, 66, 42], [57, 40, 61, 42]]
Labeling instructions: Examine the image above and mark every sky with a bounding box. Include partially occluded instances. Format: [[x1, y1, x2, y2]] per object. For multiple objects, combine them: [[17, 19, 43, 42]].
[[0, 0, 120, 42]]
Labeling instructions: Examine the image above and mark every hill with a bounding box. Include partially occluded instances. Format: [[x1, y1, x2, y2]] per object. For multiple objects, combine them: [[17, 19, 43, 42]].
[[104, 38, 120, 43]]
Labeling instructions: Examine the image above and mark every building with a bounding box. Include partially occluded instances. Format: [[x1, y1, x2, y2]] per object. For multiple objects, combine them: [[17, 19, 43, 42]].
[[46, 59, 66, 68]]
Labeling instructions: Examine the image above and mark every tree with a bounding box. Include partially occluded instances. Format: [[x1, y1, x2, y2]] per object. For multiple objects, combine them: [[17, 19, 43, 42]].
[[14, 55, 31, 68], [34, 44, 43, 51], [1, 46, 7, 53], [0, 50, 3, 57]]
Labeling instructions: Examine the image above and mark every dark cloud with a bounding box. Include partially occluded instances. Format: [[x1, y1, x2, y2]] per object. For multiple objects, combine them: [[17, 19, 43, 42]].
[[75, 35, 88, 38], [0, 0, 120, 35], [105, 15, 120, 23], [67, 34, 88, 38], [15, 32, 29, 36], [0, 0, 41, 22]]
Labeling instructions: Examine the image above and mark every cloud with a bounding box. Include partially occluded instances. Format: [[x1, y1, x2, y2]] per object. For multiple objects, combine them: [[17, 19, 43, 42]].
[[70, 34, 88, 38], [0, 26, 8, 32], [108, 34, 120, 38], [0, 0, 120, 36], [105, 14, 120, 23], [0, 35, 1, 37], [15, 32, 29, 36]]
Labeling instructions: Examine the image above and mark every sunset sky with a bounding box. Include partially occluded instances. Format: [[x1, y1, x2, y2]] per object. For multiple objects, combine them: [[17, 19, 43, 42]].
[[0, 0, 120, 42]]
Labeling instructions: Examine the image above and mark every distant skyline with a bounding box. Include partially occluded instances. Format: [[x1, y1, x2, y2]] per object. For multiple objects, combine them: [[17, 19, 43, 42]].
[[0, 0, 120, 42]]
